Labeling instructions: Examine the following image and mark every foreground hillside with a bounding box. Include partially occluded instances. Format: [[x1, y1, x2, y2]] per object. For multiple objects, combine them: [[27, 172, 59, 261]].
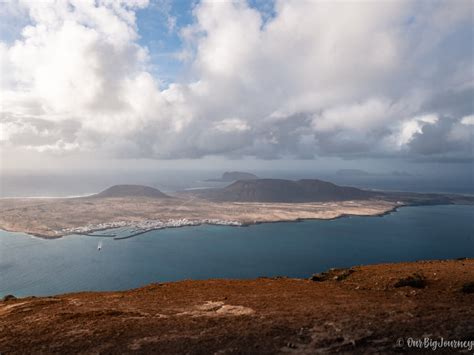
[[1, 259, 473, 353]]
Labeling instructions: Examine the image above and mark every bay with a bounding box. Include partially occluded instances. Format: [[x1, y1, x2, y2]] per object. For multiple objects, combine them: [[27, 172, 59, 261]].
[[0, 205, 473, 298]]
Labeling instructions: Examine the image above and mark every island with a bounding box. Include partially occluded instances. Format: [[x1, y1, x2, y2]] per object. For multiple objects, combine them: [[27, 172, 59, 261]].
[[0, 179, 473, 239], [205, 171, 259, 182], [336, 169, 413, 177]]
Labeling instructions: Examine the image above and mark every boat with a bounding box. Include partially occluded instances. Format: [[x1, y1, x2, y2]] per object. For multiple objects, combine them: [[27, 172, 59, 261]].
[[97, 241, 102, 251]]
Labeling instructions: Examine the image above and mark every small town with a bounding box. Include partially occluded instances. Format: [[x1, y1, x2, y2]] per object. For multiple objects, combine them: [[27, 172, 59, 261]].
[[58, 218, 243, 237]]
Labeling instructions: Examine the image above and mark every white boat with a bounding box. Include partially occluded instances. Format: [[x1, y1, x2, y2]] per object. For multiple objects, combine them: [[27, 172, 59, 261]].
[[97, 241, 102, 251]]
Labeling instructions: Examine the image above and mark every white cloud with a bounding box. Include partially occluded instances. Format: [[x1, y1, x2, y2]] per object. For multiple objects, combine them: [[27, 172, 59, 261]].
[[394, 114, 439, 149], [461, 114, 474, 126], [312, 98, 393, 133], [214, 118, 250, 133], [0, 0, 473, 162]]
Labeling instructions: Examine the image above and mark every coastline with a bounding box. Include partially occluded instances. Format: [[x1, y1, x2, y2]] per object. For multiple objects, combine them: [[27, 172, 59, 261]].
[[1, 188, 472, 240], [0, 201, 464, 240], [0, 202, 405, 239]]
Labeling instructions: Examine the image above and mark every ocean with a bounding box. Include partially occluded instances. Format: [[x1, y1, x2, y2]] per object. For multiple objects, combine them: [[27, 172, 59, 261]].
[[1, 204, 473, 298]]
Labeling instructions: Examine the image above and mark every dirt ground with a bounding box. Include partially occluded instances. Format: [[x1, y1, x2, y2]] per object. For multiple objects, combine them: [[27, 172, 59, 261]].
[[1, 259, 473, 354]]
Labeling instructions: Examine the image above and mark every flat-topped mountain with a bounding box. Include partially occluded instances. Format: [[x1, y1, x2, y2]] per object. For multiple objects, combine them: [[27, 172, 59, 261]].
[[206, 171, 258, 182], [336, 169, 374, 176], [93, 185, 170, 199], [336, 169, 413, 177], [194, 178, 375, 202]]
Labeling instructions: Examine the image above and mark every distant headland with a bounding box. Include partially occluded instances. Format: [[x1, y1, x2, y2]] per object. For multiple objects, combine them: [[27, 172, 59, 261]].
[[205, 171, 259, 182]]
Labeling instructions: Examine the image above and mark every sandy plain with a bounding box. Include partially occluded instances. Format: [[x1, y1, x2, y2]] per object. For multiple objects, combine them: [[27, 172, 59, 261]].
[[0, 196, 400, 238]]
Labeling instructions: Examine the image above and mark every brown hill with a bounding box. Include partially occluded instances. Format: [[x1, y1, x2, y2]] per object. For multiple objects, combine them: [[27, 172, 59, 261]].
[[195, 178, 375, 202], [93, 185, 170, 199]]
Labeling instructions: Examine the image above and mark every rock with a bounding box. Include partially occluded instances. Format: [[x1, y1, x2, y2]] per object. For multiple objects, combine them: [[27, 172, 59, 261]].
[[394, 273, 426, 289], [461, 282, 474, 294], [2, 294, 16, 302], [311, 268, 355, 282]]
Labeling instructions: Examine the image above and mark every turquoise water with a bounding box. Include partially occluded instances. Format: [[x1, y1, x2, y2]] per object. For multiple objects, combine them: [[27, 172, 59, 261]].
[[0, 205, 473, 298]]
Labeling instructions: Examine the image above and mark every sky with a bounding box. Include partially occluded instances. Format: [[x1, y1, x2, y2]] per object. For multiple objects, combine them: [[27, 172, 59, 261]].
[[0, 0, 473, 175]]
